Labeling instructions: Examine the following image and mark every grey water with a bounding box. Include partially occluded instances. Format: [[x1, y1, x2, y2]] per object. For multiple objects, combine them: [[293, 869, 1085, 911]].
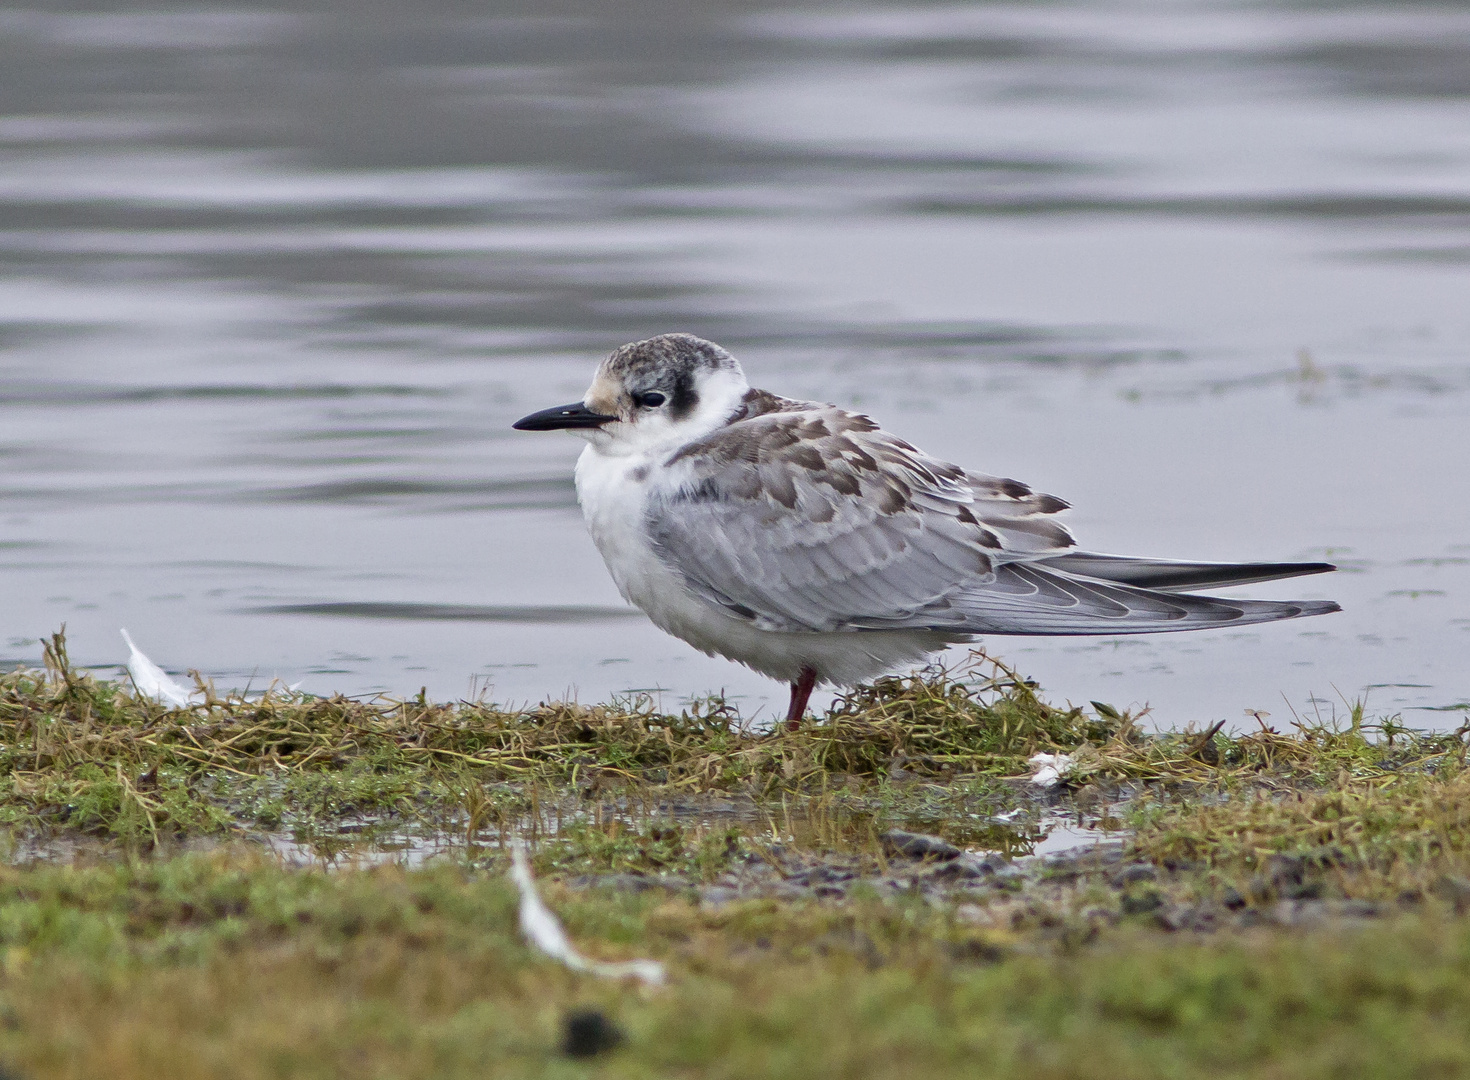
[[2, 0, 1468, 730]]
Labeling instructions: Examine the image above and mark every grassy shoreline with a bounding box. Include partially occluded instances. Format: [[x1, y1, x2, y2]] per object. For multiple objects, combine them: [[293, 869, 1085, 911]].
[[2, 632, 1469, 1077]]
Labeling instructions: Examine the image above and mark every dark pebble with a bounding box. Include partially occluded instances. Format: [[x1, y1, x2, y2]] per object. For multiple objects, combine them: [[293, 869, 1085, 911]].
[[787, 865, 856, 886], [769, 881, 810, 901], [1434, 875, 1470, 913], [1284, 879, 1325, 901], [1270, 899, 1328, 927], [1110, 863, 1158, 887], [946, 938, 1007, 964], [1267, 854, 1305, 891], [927, 852, 1005, 881], [989, 863, 1026, 890], [567, 873, 687, 894], [1266, 854, 1325, 900], [1150, 906, 1184, 932], [880, 830, 961, 861], [1309, 845, 1349, 869], [1161, 903, 1226, 933], [700, 885, 740, 907], [1120, 888, 1165, 916], [1039, 852, 1081, 874], [561, 1008, 625, 1058], [1333, 899, 1382, 919], [1245, 874, 1272, 904]]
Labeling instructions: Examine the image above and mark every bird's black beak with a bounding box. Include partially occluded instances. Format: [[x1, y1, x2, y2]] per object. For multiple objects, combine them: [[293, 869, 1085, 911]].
[[512, 402, 619, 431]]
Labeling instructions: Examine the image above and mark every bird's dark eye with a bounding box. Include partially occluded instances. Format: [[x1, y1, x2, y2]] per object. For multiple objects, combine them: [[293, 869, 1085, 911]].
[[634, 391, 666, 408]]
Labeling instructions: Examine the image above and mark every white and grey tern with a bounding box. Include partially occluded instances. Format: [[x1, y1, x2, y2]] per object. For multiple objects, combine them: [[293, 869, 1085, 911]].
[[514, 334, 1339, 728]]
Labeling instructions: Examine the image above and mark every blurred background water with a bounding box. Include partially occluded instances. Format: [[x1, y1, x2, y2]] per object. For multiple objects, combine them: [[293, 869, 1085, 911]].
[[2, 0, 1468, 728]]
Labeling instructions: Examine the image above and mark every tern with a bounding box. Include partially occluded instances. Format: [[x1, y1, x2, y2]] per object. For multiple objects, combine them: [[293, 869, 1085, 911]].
[[514, 334, 1339, 729]]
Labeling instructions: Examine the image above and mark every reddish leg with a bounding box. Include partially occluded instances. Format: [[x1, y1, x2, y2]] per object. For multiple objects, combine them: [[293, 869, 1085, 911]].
[[785, 666, 818, 731]]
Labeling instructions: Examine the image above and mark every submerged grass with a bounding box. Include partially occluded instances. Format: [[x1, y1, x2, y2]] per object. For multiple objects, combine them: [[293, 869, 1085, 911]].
[[6, 628, 1470, 907], [8, 630, 1464, 847], [2, 632, 1104, 842]]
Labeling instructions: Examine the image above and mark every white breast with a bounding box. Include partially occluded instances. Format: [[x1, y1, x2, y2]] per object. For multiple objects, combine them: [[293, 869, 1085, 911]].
[[576, 445, 770, 669], [574, 446, 674, 610], [574, 443, 953, 688]]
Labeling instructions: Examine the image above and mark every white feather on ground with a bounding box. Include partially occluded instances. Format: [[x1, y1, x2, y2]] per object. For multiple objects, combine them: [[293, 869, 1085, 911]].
[[508, 840, 665, 987], [119, 635, 662, 982], [120, 629, 196, 708], [1028, 752, 1075, 788], [119, 630, 302, 703]]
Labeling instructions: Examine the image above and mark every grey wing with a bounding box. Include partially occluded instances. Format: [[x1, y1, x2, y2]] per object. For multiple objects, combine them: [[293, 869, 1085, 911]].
[[647, 402, 1340, 636], [646, 404, 1075, 633]]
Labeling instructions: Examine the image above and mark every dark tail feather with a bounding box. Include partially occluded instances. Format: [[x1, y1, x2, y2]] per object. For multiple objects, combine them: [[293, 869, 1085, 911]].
[[1037, 551, 1337, 593]]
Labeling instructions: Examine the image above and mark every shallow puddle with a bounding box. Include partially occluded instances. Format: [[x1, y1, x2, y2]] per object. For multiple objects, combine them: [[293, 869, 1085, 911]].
[[0, 786, 1127, 872]]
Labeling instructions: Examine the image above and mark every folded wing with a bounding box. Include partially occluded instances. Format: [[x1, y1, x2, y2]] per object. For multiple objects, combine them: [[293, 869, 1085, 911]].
[[648, 397, 1073, 632], [647, 394, 1338, 636]]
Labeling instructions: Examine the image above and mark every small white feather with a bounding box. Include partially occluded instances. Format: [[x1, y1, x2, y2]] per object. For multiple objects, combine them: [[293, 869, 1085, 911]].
[[1027, 752, 1074, 789], [508, 840, 664, 986], [120, 629, 196, 709]]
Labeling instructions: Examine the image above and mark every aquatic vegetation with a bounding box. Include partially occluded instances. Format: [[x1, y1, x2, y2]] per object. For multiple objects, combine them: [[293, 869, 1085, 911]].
[[1, 634, 1093, 842], [5, 631, 1470, 1076], [2, 631, 1467, 852]]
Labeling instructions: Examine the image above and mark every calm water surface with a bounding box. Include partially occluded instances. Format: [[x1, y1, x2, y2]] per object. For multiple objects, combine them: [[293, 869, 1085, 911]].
[[3, 0, 1469, 727]]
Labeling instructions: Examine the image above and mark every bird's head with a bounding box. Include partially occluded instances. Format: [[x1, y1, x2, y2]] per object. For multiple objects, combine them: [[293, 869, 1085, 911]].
[[513, 333, 749, 453]]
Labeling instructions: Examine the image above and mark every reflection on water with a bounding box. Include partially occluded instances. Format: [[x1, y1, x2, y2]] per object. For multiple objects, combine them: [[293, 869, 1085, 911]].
[[2, 0, 1468, 727]]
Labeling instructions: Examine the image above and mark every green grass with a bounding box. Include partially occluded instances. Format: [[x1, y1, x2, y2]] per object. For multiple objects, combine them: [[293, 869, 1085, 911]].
[[1, 633, 1103, 844], [1, 850, 1470, 1078], [7, 630, 1464, 848], [5, 630, 1470, 1077]]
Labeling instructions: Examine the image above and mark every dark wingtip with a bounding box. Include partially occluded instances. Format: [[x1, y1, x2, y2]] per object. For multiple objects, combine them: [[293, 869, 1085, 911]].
[[1271, 562, 1337, 577], [1295, 599, 1342, 617]]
